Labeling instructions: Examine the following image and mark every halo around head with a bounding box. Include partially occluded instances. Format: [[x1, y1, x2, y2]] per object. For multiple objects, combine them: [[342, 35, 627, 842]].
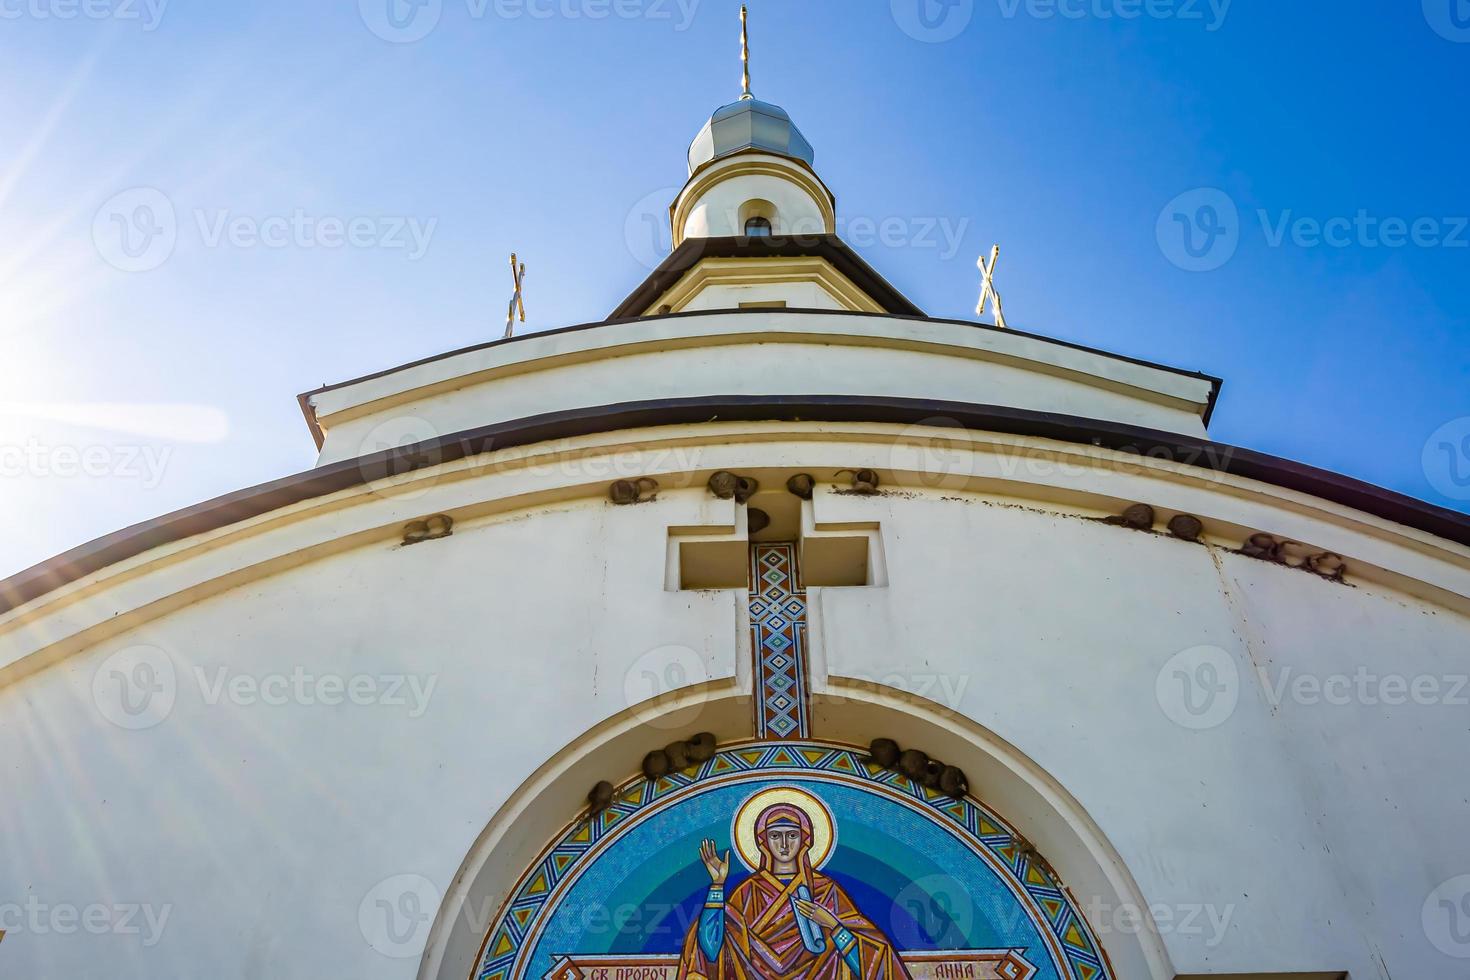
[[731, 786, 835, 872]]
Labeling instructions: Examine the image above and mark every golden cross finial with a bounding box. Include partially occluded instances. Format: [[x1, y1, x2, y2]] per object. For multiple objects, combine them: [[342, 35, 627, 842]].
[[740, 4, 752, 99], [504, 253, 526, 339], [976, 244, 1009, 330]]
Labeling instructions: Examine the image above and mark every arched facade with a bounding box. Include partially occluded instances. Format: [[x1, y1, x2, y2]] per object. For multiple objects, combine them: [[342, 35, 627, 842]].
[[420, 688, 1169, 980]]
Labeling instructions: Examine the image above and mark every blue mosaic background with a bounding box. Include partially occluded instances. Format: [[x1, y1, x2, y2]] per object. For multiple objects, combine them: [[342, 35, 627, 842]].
[[523, 777, 1063, 980]]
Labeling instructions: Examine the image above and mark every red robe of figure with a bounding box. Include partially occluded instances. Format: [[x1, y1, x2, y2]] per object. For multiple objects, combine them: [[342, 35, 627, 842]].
[[676, 803, 912, 980]]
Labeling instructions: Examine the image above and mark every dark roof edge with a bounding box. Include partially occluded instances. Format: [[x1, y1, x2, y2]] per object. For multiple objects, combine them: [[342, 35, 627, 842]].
[[296, 305, 1224, 442], [3, 395, 1464, 616], [608, 234, 926, 320]]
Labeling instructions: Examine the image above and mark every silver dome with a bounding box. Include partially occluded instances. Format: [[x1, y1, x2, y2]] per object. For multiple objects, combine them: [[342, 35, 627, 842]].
[[687, 98, 816, 175]]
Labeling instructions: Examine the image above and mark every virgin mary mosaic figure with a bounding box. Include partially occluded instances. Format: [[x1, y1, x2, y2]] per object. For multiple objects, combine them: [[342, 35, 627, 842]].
[[677, 787, 912, 980]]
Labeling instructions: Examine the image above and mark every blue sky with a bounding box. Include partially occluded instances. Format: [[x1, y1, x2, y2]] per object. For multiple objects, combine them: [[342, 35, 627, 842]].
[[0, 0, 1467, 577]]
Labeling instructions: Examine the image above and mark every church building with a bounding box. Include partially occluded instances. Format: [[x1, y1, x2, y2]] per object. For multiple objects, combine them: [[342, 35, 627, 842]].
[[3, 23, 1469, 980]]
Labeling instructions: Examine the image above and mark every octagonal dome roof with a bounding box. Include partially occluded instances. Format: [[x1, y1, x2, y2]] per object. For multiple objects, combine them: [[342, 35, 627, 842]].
[[687, 97, 815, 176]]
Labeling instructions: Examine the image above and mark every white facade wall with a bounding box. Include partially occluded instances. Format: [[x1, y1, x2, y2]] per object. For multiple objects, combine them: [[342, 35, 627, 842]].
[[2, 428, 1467, 980], [305, 313, 1216, 465]]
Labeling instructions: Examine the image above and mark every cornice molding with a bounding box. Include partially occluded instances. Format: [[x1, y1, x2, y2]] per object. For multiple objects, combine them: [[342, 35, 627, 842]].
[[649, 256, 887, 315], [4, 397, 1467, 662]]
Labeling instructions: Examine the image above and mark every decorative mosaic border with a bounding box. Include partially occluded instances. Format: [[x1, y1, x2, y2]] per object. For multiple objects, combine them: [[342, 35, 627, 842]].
[[474, 742, 1114, 980], [749, 542, 810, 739]]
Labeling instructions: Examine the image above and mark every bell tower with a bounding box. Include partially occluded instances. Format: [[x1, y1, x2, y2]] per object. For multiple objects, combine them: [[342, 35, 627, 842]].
[[610, 7, 922, 320], [671, 98, 834, 246]]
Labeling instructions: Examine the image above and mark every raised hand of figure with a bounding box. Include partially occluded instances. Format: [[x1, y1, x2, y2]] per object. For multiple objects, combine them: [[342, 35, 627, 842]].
[[794, 898, 840, 931], [700, 838, 729, 885]]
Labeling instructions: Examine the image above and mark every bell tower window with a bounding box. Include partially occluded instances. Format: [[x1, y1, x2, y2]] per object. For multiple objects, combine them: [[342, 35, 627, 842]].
[[744, 216, 773, 237]]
